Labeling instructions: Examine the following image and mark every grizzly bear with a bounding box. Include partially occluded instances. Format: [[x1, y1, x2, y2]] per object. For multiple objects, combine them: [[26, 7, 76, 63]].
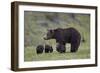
[[56, 43, 66, 53], [44, 27, 81, 52], [36, 45, 44, 54], [45, 44, 53, 53]]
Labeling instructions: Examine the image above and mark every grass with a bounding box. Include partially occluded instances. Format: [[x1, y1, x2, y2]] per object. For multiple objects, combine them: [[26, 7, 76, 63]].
[[24, 43, 90, 61], [24, 11, 90, 62]]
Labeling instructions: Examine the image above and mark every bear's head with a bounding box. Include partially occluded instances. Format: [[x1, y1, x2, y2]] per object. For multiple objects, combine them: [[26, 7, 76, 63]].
[[44, 29, 54, 40]]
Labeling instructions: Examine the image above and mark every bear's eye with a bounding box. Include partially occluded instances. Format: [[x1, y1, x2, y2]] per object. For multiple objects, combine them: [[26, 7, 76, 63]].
[[50, 30, 53, 33]]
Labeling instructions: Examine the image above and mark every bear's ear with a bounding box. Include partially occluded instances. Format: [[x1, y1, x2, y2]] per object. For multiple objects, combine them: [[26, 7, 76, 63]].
[[47, 29, 54, 33], [50, 29, 54, 33]]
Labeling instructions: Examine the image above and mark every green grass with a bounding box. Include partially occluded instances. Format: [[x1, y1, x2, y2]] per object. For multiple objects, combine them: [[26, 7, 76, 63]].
[[24, 11, 90, 62], [24, 43, 90, 61]]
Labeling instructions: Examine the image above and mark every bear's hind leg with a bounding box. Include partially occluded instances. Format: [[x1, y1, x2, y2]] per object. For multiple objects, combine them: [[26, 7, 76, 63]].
[[70, 43, 79, 53], [70, 37, 81, 53]]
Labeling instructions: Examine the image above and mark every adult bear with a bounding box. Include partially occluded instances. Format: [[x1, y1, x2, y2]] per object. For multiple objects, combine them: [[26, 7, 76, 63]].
[[44, 27, 81, 52]]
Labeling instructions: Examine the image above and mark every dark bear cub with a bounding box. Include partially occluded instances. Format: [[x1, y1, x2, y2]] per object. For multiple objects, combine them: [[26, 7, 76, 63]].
[[45, 44, 53, 53], [56, 44, 66, 53], [36, 45, 44, 54]]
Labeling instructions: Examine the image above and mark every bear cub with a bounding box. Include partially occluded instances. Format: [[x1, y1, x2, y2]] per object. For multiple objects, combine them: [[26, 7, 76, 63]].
[[36, 45, 44, 54], [56, 44, 66, 53], [45, 44, 53, 53]]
